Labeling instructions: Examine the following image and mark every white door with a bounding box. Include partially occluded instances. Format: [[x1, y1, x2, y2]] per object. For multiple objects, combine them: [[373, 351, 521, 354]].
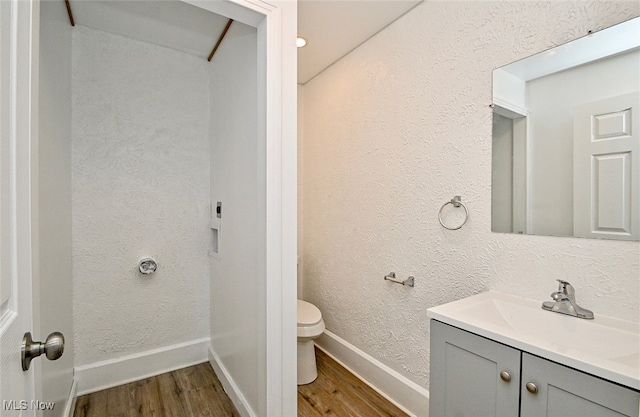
[[574, 92, 640, 240], [1, 0, 36, 414]]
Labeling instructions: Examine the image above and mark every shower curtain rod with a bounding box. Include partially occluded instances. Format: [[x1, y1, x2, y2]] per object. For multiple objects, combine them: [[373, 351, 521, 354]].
[[61, 1, 232, 63], [65, 0, 75, 27], [208, 19, 233, 62]]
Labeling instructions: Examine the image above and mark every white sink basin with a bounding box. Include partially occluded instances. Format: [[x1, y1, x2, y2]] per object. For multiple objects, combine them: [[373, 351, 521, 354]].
[[427, 291, 640, 390]]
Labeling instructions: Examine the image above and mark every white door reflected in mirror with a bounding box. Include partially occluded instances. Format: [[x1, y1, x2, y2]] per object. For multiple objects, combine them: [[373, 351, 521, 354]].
[[491, 17, 640, 241]]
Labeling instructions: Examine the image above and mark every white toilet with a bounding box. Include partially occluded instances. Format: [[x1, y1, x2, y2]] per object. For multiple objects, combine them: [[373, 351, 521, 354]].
[[297, 299, 325, 385]]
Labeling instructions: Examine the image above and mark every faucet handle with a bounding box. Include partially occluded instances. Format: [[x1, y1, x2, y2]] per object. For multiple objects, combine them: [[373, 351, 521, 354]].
[[556, 279, 575, 298]]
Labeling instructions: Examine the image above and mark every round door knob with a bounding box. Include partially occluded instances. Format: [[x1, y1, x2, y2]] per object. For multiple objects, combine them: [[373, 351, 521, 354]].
[[21, 332, 65, 371], [43, 332, 65, 360], [526, 382, 538, 394], [500, 371, 511, 382]]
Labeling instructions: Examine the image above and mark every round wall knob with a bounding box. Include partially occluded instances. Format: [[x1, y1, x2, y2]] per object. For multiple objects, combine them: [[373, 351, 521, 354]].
[[500, 371, 511, 382], [138, 257, 158, 275], [21, 332, 65, 371], [526, 382, 538, 394]]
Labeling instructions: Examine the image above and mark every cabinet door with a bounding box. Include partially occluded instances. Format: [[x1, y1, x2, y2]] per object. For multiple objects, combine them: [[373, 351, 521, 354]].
[[521, 353, 640, 417], [429, 320, 521, 417]]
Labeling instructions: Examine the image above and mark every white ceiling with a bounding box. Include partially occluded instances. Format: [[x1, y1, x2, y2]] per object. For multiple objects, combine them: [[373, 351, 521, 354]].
[[297, 0, 422, 84], [70, 1, 231, 58], [66, 0, 422, 83]]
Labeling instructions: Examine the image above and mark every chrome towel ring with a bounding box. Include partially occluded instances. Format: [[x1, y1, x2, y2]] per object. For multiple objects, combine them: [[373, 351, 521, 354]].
[[438, 196, 468, 230]]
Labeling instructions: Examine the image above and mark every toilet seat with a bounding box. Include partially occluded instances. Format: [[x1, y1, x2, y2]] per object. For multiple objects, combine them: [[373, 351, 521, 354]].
[[297, 299, 325, 339], [298, 299, 322, 326]]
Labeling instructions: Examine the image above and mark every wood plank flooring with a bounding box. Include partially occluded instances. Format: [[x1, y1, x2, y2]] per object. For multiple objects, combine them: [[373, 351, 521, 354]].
[[74, 362, 240, 417], [74, 348, 409, 417], [298, 348, 409, 417]]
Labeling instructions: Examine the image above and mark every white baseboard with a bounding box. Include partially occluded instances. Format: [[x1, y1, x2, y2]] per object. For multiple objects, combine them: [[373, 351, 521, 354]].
[[63, 378, 77, 417], [315, 330, 429, 417], [75, 337, 211, 396], [208, 346, 256, 417]]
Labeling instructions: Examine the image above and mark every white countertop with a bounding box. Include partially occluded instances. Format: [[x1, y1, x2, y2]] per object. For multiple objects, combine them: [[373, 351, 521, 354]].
[[427, 291, 640, 391]]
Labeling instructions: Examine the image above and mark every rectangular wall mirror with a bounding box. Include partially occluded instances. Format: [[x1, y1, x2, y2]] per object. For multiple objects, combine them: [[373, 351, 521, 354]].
[[491, 17, 639, 241]]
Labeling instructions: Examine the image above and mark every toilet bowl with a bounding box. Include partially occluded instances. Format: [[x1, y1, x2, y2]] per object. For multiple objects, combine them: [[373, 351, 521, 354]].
[[297, 299, 325, 385]]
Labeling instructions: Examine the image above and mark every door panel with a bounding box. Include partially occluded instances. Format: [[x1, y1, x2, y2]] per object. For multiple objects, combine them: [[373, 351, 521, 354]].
[[1, 0, 36, 413], [574, 92, 639, 239], [521, 353, 640, 417], [429, 321, 521, 417], [592, 152, 631, 231]]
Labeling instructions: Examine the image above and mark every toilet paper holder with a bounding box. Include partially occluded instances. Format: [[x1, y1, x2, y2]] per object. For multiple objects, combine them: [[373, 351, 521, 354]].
[[384, 272, 415, 287]]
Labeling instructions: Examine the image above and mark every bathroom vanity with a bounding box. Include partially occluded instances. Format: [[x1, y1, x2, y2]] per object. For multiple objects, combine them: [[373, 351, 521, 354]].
[[427, 292, 640, 417]]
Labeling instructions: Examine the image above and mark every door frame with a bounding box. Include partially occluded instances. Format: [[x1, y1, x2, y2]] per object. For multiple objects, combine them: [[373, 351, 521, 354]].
[[25, 0, 297, 415], [180, 1, 297, 415]]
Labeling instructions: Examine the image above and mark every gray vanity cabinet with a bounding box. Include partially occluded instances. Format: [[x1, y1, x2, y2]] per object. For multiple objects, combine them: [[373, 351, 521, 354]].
[[429, 320, 521, 416], [430, 320, 640, 417], [521, 353, 639, 417]]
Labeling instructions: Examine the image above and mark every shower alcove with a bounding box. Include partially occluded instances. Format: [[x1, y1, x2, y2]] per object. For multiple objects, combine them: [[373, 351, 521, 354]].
[[37, 0, 296, 416]]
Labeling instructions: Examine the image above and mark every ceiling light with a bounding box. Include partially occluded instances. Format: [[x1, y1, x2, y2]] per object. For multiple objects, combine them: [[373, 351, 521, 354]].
[[296, 37, 307, 48]]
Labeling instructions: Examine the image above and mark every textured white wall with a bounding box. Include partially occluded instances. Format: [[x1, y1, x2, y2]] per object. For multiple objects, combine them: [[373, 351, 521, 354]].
[[72, 26, 210, 366], [301, 2, 640, 391], [209, 22, 264, 416]]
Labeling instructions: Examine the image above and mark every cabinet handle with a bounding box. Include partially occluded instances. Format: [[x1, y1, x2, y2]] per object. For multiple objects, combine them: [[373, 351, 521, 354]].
[[526, 382, 538, 394], [499, 371, 511, 382]]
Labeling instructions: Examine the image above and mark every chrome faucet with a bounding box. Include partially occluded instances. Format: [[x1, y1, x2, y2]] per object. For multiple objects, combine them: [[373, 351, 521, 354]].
[[542, 280, 594, 319]]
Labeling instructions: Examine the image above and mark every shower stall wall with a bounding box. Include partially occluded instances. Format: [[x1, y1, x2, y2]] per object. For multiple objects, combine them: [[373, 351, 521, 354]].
[[71, 23, 212, 375]]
